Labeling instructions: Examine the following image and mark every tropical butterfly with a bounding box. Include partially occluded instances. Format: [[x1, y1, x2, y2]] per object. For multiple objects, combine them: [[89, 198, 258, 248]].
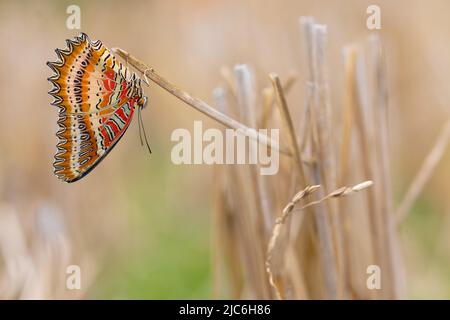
[[47, 33, 151, 183]]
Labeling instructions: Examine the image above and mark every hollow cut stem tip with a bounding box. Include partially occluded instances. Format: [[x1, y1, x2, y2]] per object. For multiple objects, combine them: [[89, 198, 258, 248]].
[[268, 73, 279, 81]]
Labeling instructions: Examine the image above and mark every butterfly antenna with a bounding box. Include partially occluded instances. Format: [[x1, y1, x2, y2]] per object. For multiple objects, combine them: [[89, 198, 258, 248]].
[[137, 105, 144, 146], [138, 106, 152, 154]]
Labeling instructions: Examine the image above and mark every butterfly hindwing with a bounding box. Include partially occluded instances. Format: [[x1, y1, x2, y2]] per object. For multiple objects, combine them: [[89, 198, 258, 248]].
[[48, 33, 142, 183]]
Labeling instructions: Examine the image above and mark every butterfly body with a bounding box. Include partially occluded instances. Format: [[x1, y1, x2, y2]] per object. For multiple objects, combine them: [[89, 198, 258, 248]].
[[48, 33, 147, 183]]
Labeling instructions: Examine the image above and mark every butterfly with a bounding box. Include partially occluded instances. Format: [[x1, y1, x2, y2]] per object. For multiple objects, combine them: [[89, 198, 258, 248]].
[[47, 33, 151, 183]]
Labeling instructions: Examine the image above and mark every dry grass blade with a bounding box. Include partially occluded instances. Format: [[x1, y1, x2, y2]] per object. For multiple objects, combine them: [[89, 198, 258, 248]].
[[266, 181, 374, 300], [261, 73, 298, 128], [269, 73, 306, 183]]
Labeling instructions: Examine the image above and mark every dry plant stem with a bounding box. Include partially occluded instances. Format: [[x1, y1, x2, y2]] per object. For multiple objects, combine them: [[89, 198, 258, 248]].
[[310, 24, 334, 190], [396, 118, 450, 223], [369, 35, 404, 298], [338, 47, 358, 298], [352, 52, 380, 235], [371, 36, 392, 221], [300, 17, 339, 299], [112, 47, 291, 156], [261, 73, 298, 128], [353, 47, 390, 298], [269, 74, 307, 238], [211, 88, 243, 298], [235, 65, 273, 234], [310, 24, 345, 299], [269, 74, 306, 183], [269, 73, 313, 299], [270, 72, 338, 299], [234, 65, 272, 298], [212, 87, 253, 298], [266, 181, 373, 300]]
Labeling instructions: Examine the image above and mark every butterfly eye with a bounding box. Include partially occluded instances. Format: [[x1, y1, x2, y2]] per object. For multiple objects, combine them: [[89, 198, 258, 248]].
[[139, 97, 148, 109]]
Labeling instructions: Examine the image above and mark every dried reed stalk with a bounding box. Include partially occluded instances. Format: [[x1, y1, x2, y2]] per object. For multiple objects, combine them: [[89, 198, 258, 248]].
[[338, 47, 358, 298], [351, 45, 389, 297], [234, 65, 272, 298], [269, 74, 307, 183], [261, 73, 298, 128], [299, 17, 339, 299], [211, 87, 244, 299], [267, 73, 312, 299], [369, 35, 405, 298]]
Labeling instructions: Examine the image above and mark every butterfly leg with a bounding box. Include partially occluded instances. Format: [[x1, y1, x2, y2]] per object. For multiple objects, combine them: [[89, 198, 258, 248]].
[[142, 68, 154, 86]]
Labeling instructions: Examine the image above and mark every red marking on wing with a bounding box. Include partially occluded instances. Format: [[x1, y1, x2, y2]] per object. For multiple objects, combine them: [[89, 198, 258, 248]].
[[119, 80, 128, 99], [99, 97, 137, 148], [103, 69, 117, 91], [116, 107, 128, 123]]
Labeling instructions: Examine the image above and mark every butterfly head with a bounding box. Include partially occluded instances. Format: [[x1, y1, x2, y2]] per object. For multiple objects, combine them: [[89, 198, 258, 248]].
[[137, 96, 148, 110]]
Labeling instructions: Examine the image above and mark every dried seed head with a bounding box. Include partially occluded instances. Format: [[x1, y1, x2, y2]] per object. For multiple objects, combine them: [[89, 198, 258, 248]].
[[352, 180, 374, 192]]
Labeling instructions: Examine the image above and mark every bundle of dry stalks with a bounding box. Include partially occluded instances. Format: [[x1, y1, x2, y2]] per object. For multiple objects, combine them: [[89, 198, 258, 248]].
[[113, 15, 450, 299], [209, 17, 404, 300]]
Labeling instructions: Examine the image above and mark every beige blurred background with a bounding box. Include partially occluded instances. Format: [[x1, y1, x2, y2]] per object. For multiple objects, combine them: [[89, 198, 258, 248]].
[[0, 0, 449, 298]]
